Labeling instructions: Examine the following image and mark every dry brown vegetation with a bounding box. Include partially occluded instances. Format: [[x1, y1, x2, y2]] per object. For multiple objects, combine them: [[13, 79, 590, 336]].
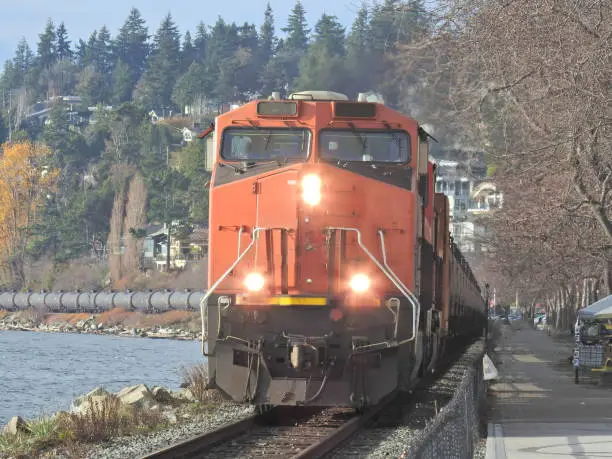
[[399, 0, 611, 327], [180, 363, 212, 403], [58, 395, 164, 443], [44, 313, 90, 326], [94, 308, 199, 330]]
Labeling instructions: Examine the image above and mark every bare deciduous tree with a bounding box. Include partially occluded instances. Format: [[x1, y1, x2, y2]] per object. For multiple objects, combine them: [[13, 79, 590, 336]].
[[122, 172, 148, 274], [398, 0, 611, 325]]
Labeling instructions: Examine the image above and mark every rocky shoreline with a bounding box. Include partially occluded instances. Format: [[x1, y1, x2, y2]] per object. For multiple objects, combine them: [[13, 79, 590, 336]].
[[0, 378, 252, 459], [0, 310, 201, 341]]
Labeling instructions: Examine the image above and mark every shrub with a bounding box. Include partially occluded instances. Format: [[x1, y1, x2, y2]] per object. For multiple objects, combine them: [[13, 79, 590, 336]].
[[58, 395, 165, 443], [59, 395, 126, 442], [180, 363, 209, 403]]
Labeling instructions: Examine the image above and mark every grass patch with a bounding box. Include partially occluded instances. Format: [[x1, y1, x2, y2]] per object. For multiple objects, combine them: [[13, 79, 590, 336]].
[[0, 415, 60, 458], [0, 396, 166, 458]]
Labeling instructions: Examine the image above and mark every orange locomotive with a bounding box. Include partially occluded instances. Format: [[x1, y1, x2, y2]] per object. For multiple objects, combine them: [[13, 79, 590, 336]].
[[200, 91, 485, 410]]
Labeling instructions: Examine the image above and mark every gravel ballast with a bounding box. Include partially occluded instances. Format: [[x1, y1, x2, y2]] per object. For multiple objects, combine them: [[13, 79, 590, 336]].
[[331, 340, 485, 458], [85, 402, 255, 459]]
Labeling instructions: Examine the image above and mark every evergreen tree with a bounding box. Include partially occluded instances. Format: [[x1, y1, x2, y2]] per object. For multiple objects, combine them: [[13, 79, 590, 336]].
[[172, 61, 207, 110], [36, 19, 56, 70], [370, 0, 424, 106], [345, 5, 374, 95], [1, 38, 35, 89], [13, 38, 34, 78], [193, 22, 208, 63], [75, 38, 88, 66], [293, 14, 345, 92], [277, 1, 311, 93], [258, 58, 285, 98], [114, 8, 150, 88], [281, 1, 310, 52], [94, 27, 114, 76], [135, 13, 181, 109], [259, 3, 277, 64], [111, 60, 133, 104], [204, 18, 240, 98], [179, 140, 210, 224], [181, 31, 196, 72], [235, 23, 260, 95], [75, 65, 105, 106], [80, 31, 98, 68], [138, 124, 189, 226], [294, 45, 346, 92], [312, 14, 345, 56], [56, 22, 73, 60], [43, 102, 88, 169]]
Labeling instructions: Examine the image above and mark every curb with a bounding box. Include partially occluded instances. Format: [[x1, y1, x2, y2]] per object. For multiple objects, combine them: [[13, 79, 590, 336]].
[[485, 423, 506, 459]]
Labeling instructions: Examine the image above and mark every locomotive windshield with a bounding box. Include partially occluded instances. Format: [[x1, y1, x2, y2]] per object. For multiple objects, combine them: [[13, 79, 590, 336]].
[[221, 127, 311, 162], [319, 129, 410, 163]]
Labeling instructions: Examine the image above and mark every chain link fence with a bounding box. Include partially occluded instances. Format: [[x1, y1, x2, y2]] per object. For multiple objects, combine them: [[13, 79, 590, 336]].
[[402, 345, 487, 459]]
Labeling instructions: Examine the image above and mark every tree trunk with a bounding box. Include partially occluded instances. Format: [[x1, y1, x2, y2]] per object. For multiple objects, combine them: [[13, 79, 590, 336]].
[[604, 262, 612, 296]]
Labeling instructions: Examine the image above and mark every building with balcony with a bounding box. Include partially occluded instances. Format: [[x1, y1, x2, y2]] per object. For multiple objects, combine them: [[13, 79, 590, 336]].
[[433, 158, 502, 254]]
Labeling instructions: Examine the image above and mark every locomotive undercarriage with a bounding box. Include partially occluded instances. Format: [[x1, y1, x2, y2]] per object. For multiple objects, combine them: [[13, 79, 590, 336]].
[[205, 300, 423, 410]]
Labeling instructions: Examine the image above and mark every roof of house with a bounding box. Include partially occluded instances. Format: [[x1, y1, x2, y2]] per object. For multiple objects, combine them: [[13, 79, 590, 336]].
[[189, 228, 209, 244]]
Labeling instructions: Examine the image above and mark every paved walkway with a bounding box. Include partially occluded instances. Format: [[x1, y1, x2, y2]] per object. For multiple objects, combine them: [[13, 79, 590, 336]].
[[486, 322, 612, 458]]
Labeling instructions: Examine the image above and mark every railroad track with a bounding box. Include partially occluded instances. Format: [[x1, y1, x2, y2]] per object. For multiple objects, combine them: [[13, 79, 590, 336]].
[[141, 394, 396, 459], [142, 338, 478, 459]]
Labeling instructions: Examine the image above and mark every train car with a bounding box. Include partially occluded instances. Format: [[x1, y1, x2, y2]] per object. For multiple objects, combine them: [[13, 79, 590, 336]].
[[200, 90, 485, 410]]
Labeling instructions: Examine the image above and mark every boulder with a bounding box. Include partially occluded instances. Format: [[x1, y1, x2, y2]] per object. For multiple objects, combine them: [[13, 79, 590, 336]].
[[75, 395, 115, 414], [117, 384, 155, 408], [151, 386, 174, 404], [172, 388, 196, 402], [4, 416, 29, 435], [72, 387, 111, 412]]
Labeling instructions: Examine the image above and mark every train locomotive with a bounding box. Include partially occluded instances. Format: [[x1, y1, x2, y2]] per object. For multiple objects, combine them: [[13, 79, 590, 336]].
[[200, 91, 486, 411]]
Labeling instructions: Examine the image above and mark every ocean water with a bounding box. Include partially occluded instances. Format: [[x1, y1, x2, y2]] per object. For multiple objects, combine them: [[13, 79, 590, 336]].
[[0, 330, 205, 425]]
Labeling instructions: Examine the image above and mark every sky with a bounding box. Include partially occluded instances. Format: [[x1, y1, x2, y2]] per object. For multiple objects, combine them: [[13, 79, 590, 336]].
[[0, 1, 366, 64]]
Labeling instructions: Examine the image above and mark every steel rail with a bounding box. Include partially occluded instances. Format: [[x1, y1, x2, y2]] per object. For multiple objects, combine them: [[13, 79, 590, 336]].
[[140, 413, 260, 459], [293, 391, 398, 459], [140, 391, 398, 459]]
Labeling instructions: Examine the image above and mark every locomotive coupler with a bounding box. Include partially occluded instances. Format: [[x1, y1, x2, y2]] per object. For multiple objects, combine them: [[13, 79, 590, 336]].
[[282, 331, 331, 371]]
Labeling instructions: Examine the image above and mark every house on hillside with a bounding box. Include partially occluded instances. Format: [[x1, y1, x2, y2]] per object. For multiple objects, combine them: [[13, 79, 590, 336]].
[[140, 224, 208, 272]]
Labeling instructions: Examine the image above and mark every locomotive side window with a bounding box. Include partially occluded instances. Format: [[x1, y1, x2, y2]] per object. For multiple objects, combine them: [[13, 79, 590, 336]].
[[220, 127, 311, 162], [319, 129, 410, 163]]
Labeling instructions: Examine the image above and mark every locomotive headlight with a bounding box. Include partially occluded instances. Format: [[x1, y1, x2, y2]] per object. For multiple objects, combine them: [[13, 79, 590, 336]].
[[349, 274, 370, 293], [244, 273, 265, 292], [301, 174, 321, 205]]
